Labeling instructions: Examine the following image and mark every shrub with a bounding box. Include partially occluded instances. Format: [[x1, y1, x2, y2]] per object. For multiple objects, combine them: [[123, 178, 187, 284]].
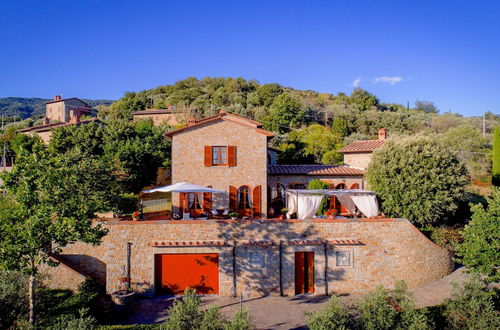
[[306, 295, 351, 330], [308, 179, 330, 215], [199, 306, 227, 330], [359, 281, 430, 330], [225, 308, 252, 330], [366, 136, 469, 226], [48, 308, 97, 330], [493, 126, 500, 186], [427, 226, 463, 251], [454, 187, 500, 282], [117, 193, 140, 214], [160, 289, 203, 330], [160, 288, 252, 330], [0, 270, 28, 329], [359, 286, 397, 330], [443, 276, 500, 329]]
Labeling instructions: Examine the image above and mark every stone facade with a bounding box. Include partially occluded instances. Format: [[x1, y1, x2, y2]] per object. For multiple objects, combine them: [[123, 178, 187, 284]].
[[171, 119, 270, 217], [133, 111, 180, 126], [343, 153, 373, 170], [46, 218, 454, 296]]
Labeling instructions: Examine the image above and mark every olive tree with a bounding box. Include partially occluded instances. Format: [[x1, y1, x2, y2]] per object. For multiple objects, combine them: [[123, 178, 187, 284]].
[[0, 149, 115, 323], [366, 136, 469, 226]]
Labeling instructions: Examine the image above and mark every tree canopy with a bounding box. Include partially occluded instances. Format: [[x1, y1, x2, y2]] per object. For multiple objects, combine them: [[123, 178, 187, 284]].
[[366, 137, 470, 226], [0, 148, 115, 322], [454, 188, 500, 282]]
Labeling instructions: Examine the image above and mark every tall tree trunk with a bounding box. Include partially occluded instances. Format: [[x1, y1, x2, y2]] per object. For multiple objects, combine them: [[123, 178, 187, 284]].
[[28, 273, 35, 324]]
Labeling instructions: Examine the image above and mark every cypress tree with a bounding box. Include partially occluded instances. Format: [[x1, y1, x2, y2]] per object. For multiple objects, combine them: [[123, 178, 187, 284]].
[[493, 126, 500, 186]]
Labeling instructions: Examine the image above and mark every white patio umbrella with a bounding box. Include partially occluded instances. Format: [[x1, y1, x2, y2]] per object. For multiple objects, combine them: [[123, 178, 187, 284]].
[[143, 182, 225, 194]]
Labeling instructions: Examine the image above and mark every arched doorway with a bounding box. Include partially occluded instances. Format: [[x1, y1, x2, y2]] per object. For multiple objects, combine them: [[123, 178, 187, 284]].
[[237, 185, 252, 216], [270, 183, 286, 217]]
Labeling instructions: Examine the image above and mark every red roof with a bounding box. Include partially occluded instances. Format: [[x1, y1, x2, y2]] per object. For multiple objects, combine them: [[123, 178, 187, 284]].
[[164, 110, 274, 139], [268, 164, 363, 176], [133, 109, 175, 115], [339, 139, 386, 153]]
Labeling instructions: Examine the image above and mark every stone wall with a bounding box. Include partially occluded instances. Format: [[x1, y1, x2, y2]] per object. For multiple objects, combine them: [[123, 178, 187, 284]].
[[45, 218, 454, 297], [40, 259, 87, 292], [343, 153, 373, 170], [171, 119, 269, 216]]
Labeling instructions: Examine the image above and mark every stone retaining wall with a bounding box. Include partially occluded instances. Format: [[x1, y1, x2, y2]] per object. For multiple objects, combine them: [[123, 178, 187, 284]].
[[44, 218, 454, 296]]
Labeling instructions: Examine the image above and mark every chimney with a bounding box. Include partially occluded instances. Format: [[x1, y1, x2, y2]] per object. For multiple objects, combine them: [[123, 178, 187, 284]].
[[219, 109, 226, 115], [378, 128, 387, 140], [53, 95, 62, 101], [187, 116, 196, 126]]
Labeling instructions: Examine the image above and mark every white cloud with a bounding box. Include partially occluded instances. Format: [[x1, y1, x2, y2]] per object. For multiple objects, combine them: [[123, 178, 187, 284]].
[[351, 76, 362, 87], [374, 76, 403, 85]]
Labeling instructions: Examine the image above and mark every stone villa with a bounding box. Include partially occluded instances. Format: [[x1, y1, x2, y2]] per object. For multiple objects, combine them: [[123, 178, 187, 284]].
[[17, 95, 99, 143], [43, 110, 453, 297]]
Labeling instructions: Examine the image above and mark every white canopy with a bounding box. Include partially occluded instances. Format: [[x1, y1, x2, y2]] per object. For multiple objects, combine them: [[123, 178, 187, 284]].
[[143, 182, 225, 194], [286, 189, 380, 218]]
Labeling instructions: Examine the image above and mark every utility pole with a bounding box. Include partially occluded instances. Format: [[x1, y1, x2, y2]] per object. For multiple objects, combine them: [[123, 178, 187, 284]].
[[483, 112, 486, 137]]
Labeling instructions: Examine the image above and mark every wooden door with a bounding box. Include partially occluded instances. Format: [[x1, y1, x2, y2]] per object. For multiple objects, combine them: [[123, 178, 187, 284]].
[[295, 252, 314, 294]]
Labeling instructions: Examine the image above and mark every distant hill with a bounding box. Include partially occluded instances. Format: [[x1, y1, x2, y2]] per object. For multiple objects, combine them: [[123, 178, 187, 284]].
[[0, 97, 114, 119]]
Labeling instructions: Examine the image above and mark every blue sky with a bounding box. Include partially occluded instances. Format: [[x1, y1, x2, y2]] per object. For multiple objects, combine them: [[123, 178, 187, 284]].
[[0, 0, 498, 116]]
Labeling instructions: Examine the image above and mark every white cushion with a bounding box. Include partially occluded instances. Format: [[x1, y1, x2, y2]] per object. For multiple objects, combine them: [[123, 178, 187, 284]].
[[211, 209, 218, 215], [223, 209, 230, 215]]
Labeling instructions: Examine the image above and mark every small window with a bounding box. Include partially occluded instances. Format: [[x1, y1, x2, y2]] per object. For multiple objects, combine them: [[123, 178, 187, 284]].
[[212, 146, 227, 165], [336, 251, 350, 266]]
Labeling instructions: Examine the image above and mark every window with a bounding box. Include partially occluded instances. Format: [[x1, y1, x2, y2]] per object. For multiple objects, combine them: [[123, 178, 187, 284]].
[[188, 193, 202, 210], [212, 146, 227, 165], [238, 186, 251, 209], [205, 146, 236, 167], [336, 251, 350, 266]]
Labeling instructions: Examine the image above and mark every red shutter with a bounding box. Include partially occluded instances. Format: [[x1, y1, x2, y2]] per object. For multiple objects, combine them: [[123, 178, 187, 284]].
[[179, 193, 186, 213], [229, 185, 237, 211], [204, 146, 212, 166], [228, 146, 236, 167], [203, 192, 212, 212], [252, 185, 261, 218]]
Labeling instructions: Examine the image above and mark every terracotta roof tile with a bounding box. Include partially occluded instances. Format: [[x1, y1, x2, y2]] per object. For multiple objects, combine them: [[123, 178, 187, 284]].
[[268, 164, 363, 176], [339, 139, 386, 153], [133, 109, 175, 115]]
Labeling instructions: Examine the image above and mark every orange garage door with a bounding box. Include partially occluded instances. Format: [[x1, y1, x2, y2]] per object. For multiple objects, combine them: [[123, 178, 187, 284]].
[[155, 253, 219, 295]]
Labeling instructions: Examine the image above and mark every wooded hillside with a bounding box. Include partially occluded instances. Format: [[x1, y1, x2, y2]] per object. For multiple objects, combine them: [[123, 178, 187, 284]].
[[104, 77, 499, 182]]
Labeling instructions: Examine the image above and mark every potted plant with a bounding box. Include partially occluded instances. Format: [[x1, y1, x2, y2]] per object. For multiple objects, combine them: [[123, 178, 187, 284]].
[[228, 211, 239, 220], [111, 275, 136, 307], [132, 211, 140, 221], [325, 209, 337, 219], [280, 208, 288, 220]]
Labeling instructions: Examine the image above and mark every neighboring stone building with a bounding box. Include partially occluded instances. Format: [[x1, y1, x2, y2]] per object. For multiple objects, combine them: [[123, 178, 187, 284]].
[[339, 128, 387, 169], [45, 95, 97, 123], [17, 95, 99, 143], [133, 108, 180, 126], [44, 112, 454, 298]]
